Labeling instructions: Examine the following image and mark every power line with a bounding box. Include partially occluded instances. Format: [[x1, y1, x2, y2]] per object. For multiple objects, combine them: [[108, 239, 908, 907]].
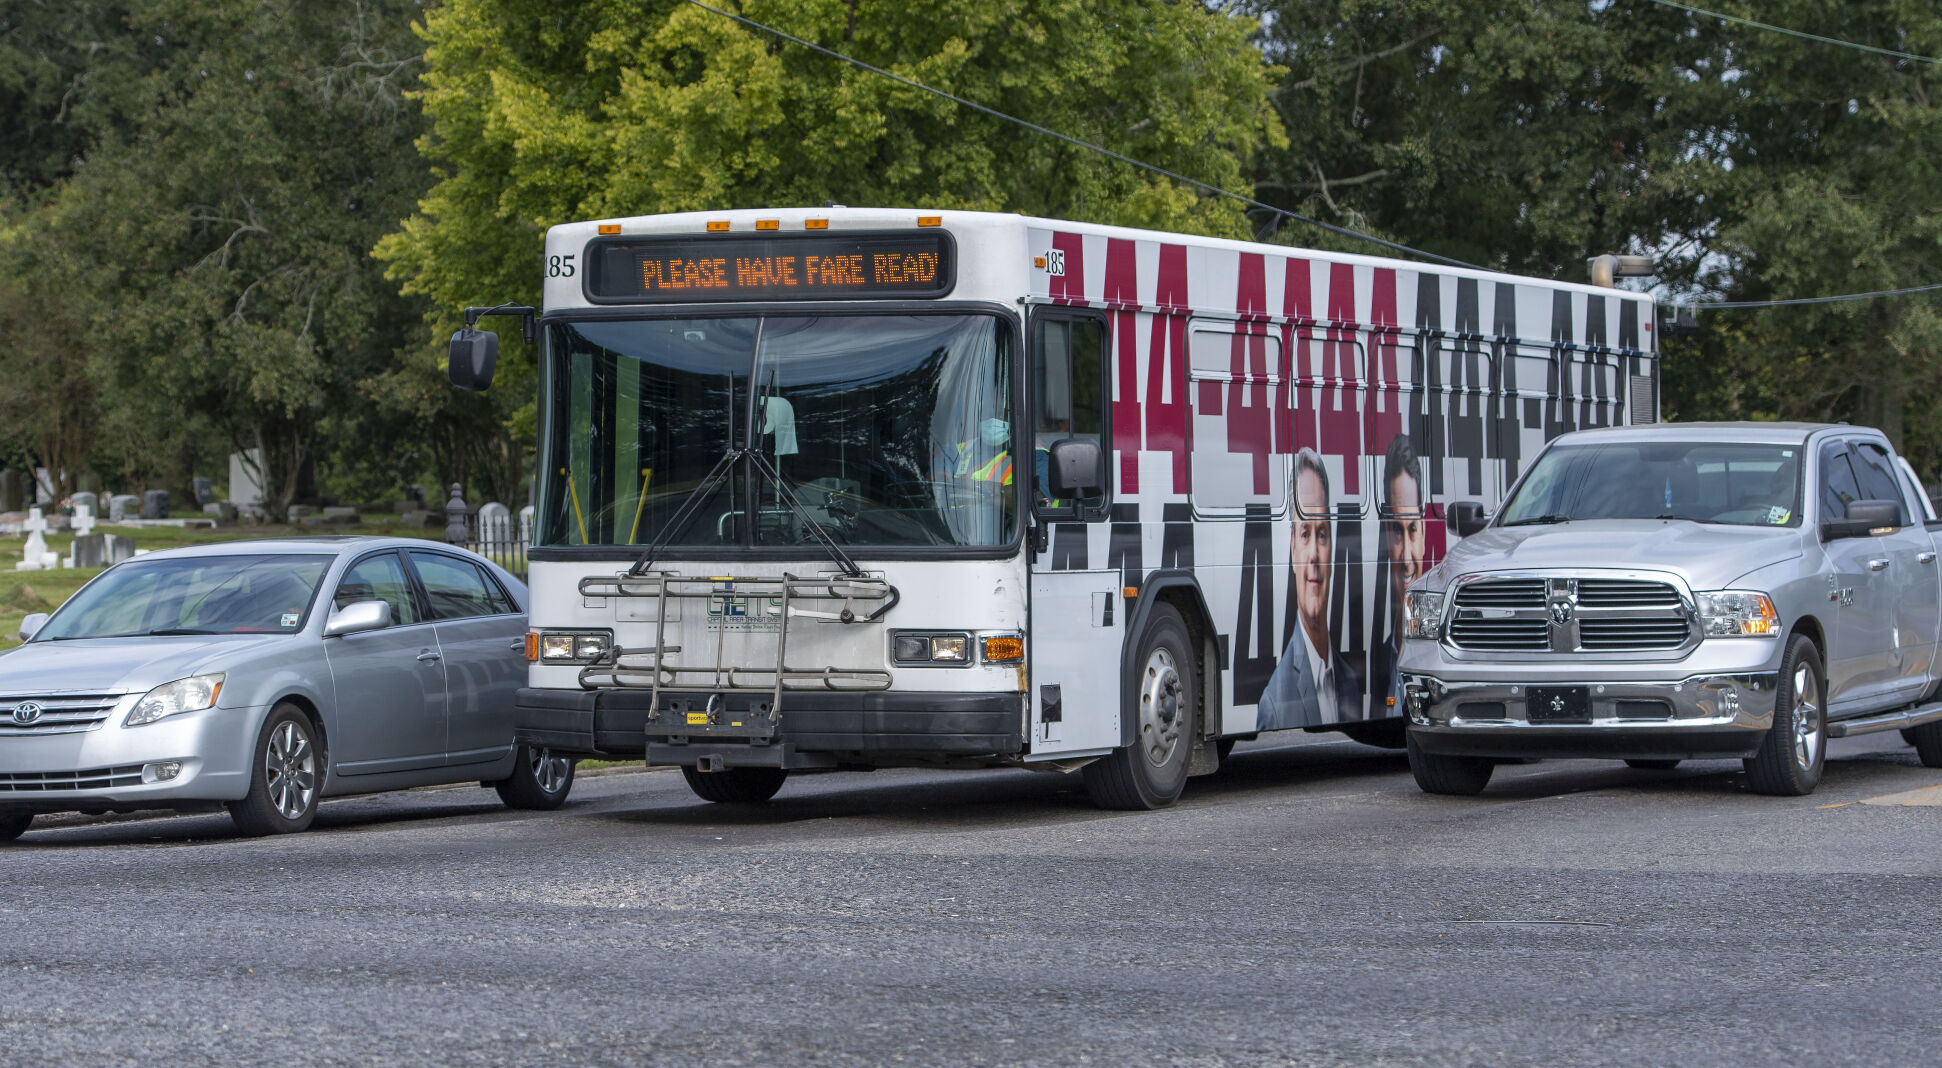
[[683, 0, 1480, 270], [1684, 282, 1942, 310], [1644, 0, 1940, 65]]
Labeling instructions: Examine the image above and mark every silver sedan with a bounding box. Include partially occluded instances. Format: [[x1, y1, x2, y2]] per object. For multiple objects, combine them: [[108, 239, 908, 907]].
[[0, 536, 574, 840]]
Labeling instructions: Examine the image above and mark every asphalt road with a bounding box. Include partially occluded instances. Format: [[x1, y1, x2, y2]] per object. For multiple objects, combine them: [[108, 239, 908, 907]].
[[3, 733, 1939, 1066]]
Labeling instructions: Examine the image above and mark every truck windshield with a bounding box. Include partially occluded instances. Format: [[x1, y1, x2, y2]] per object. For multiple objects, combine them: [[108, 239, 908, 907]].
[[537, 313, 1013, 549], [1498, 441, 1803, 527]]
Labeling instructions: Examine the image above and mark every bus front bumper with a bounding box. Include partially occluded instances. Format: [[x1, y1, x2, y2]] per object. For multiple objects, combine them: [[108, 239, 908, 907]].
[[514, 687, 1025, 768]]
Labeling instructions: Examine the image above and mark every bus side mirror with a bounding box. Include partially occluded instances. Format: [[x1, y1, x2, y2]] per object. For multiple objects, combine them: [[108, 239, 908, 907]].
[[448, 328, 499, 392], [1047, 438, 1104, 499], [1447, 501, 1489, 537]]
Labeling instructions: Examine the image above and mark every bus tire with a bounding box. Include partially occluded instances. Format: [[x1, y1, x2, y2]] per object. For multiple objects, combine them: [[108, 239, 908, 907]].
[[1084, 604, 1196, 810], [681, 765, 787, 804], [1405, 730, 1494, 796]]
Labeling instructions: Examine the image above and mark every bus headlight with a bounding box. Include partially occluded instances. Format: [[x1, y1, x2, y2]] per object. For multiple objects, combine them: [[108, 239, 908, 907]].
[[537, 630, 614, 663], [1695, 591, 1779, 637], [1403, 590, 1445, 641], [892, 631, 971, 665]]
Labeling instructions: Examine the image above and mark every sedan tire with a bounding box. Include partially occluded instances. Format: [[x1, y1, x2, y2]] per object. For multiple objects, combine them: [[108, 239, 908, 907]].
[[229, 703, 322, 836], [0, 810, 32, 843], [494, 745, 576, 810]]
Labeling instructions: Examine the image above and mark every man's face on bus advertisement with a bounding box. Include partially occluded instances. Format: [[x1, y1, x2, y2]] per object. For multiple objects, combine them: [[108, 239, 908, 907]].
[[1292, 466, 1332, 645], [1386, 470, 1425, 598]]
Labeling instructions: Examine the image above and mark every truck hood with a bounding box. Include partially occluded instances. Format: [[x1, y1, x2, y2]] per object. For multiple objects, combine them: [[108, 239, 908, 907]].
[[0, 635, 281, 697], [1429, 520, 1803, 591]]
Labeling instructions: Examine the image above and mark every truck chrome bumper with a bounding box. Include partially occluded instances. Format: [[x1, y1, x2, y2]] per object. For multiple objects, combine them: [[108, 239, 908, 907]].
[[1404, 672, 1779, 761]]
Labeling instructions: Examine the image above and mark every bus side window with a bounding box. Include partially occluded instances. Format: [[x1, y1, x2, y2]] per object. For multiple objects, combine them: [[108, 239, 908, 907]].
[[1033, 316, 1108, 517]]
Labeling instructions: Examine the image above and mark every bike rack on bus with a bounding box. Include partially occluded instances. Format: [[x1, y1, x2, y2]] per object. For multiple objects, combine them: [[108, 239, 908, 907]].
[[573, 571, 896, 728]]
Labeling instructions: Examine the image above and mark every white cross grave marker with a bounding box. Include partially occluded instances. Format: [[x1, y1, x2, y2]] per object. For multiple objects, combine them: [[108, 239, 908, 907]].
[[16, 507, 54, 571]]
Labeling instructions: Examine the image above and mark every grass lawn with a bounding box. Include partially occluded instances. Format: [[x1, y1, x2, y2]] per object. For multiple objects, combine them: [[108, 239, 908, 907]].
[[0, 515, 455, 649]]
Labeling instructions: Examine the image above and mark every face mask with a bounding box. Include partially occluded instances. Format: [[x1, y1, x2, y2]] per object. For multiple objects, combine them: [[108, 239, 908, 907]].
[[980, 418, 1009, 448]]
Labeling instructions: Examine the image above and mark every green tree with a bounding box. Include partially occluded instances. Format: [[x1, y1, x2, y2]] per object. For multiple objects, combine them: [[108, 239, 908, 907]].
[[26, 0, 433, 515], [377, 0, 1285, 500]]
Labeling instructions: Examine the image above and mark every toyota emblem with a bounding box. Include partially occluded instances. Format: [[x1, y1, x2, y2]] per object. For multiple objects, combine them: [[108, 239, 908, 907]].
[[11, 701, 44, 726]]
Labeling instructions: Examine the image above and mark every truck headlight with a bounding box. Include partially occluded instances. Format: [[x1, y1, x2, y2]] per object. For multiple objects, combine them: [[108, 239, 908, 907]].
[[537, 629, 613, 663], [1404, 590, 1445, 641], [1695, 591, 1779, 637], [125, 673, 224, 727]]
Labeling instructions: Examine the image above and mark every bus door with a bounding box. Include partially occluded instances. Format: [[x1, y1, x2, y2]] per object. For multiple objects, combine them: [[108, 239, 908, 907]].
[[1027, 310, 1120, 755]]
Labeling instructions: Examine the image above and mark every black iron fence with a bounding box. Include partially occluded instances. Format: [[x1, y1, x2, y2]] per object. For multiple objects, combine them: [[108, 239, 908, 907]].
[[442, 483, 530, 581]]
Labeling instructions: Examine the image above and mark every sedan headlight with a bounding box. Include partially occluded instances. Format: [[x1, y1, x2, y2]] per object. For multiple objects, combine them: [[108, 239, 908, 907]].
[[1695, 590, 1780, 637], [125, 673, 225, 727], [1403, 590, 1445, 641], [536, 630, 613, 664]]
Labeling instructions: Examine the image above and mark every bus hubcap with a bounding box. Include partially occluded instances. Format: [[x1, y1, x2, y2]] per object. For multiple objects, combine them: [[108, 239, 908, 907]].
[[1139, 647, 1185, 768]]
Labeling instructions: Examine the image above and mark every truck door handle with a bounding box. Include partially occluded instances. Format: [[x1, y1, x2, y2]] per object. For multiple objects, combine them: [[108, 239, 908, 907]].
[[416, 650, 443, 662], [1867, 558, 1890, 571], [1921, 552, 1937, 564]]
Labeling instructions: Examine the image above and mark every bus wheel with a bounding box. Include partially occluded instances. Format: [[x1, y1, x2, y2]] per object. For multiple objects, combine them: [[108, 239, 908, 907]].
[[681, 765, 787, 804], [1084, 604, 1197, 810]]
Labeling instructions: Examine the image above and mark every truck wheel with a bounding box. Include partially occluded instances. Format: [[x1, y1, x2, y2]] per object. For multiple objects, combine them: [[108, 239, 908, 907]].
[[1744, 634, 1825, 796], [681, 766, 787, 804], [1901, 728, 1918, 747], [1907, 722, 1942, 769], [0, 810, 32, 843], [1340, 720, 1408, 749], [1625, 759, 1681, 770], [1084, 604, 1197, 810], [1405, 730, 1494, 795]]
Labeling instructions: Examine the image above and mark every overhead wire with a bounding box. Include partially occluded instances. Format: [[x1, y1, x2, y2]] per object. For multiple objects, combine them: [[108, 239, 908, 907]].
[[1642, 0, 1940, 65], [683, 0, 1481, 270], [1680, 282, 1942, 310]]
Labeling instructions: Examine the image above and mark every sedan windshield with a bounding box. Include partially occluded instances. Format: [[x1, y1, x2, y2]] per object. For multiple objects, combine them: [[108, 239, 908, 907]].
[[538, 313, 1013, 550], [36, 554, 333, 640], [1498, 441, 1803, 527]]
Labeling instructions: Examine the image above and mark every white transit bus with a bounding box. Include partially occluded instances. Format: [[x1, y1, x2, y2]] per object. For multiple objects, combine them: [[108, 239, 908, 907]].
[[447, 207, 1660, 808]]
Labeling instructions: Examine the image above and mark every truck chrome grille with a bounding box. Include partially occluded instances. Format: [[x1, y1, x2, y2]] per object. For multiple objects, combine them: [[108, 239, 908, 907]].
[[0, 695, 122, 735], [0, 765, 146, 792], [1447, 575, 1693, 654]]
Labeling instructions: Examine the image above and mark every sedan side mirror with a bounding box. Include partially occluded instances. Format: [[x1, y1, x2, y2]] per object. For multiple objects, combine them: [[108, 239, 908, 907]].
[[1447, 501, 1489, 538], [1046, 438, 1105, 501], [324, 599, 392, 637], [1821, 498, 1902, 541], [18, 612, 48, 642], [448, 328, 499, 392]]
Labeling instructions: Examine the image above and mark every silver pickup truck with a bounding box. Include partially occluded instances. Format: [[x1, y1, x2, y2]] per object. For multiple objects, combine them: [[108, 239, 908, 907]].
[[1400, 421, 1942, 796]]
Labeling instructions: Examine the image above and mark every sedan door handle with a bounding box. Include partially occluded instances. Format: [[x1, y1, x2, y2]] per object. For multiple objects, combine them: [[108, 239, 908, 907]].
[[416, 650, 443, 662], [1867, 558, 1891, 571], [1921, 552, 1937, 564]]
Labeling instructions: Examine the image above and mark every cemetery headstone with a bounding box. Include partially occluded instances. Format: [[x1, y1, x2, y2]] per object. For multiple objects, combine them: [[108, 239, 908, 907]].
[[69, 533, 108, 568], [321, 506, 360, 525], [109, 494, 142, 522], [16, 508, 55, 570], [0, 469, 20, 513], [142, 489, 169, 519], [204, 501, 239, 526], [105, 534, 137, 564], [76, 471, 104, 495], [477, 501, 512, 546], [287, 504, 318, 523], [34, 468, 54, 506], [193, 477, 214, 506], [228, 449, 264, 505], [71, 504, 95, 539], [518, 504, 535, 544], [70, 491, 98, 519]]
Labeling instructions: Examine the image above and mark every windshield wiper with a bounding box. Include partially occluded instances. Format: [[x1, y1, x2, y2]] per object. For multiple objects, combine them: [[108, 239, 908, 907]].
[[145, 628, 221, 636], [628, 445, 745, 576], [746, 449, 863, 577], [1503, 514, 1571, 526]]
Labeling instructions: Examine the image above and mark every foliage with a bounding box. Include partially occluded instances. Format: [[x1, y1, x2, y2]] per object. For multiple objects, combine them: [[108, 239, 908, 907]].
[[376, 0, 1286, 501]]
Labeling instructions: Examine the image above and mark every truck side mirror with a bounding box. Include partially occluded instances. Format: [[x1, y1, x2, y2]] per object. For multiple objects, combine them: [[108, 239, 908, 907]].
[[1046, 438, 1104, 500], [448, 328, 499, 392], [1447, 501, 1489, 537], [1821, 498, 1901, 540]]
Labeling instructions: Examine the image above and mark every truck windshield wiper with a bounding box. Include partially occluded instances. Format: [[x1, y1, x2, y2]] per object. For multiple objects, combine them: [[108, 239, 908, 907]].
[[1503, 514, 1571, 526]]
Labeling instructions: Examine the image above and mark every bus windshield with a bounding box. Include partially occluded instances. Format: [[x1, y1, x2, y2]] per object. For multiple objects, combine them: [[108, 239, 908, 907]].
[[537, 313, 1014, 550], [1497, 440, 1803, 527]]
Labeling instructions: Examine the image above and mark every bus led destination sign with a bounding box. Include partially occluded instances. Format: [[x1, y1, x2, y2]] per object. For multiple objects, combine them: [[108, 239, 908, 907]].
[[586, 232, 955, 303]]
